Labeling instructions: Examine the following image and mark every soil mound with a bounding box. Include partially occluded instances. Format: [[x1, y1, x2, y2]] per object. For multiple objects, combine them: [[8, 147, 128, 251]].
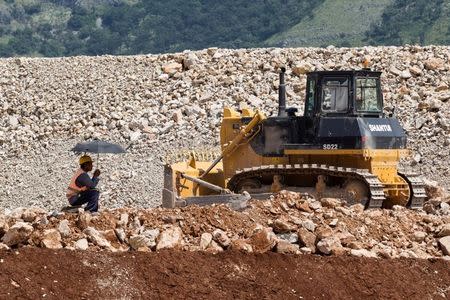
[[0, 248, 449, 299]]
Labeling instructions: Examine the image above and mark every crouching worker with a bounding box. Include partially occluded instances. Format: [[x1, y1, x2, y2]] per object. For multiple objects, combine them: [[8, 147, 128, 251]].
[[66, 155, 101, 212]]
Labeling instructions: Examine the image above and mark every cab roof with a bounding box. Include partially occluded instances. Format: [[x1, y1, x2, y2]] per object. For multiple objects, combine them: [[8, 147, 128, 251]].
[[307, 70, 382, 77]]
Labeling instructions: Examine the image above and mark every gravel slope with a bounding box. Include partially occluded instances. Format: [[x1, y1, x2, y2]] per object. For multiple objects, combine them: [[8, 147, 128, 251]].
[[0, 46, 449, 210]]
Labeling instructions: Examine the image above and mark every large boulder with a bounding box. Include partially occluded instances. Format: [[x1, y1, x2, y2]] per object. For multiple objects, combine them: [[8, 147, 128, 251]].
[[316, 237, 344, 255], [248, 228, 277, 253], [41, 229, 62, 249], [58, 220, 71, 238], [129, 235, 151, 251], [199, 233, 213, 250], [162, 62, 182, 76], [77, 212, 92, 230], [83, 227, 111, 248], [142, 229, 160, 248], [183, 53, 199, 70], [320, 198, 342, 208], [437, 224, 450, 237], [116, 213, 129, 228], [276, 240, 300, 254], [292, 62, 313, 76], [156, 226, 183, 250], [206, 240, 223, 254], [423, 179, 447, 199], [75, 238, 89, 251], [1, 222, 34, 246], [212, 229, 231, 248], [271, 218, 295, 234], [297, 228, 317, 253], [22, 207, 46, 223], [424, 58, 444, 70], [438, 236, 450, 255], [128, 229, 159, 250], [350, 249, 378, 258]]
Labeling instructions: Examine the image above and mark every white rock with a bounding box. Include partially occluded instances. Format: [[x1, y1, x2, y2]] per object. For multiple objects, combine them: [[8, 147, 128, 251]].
[[183, 53, 198, 70], [116, 213, 129, 228], [75, 238, 89, 250], [412, 231, 427, 242], [212, 229, 231, 248], [58, 220, 71, 238], [83, 227, 111, 248], [129, 235, 151, 250], [8, 116, 19, 127], [129, 131, 141, 142], [1, 222, 33, 246], [200, 232, 213, 250], [276, 233, 298, 244], [400, 70, 412, 79], [302, 220, 316, 232], [276, 240, 300, 254], [156, 226, 183, 250], [350, 249, 378, 258], [142, 228, 160, 247], [316, 237, 342, 255], [114, 228, 126, 243], [292, 63, 313, 76], [41, 229, 62, 249]]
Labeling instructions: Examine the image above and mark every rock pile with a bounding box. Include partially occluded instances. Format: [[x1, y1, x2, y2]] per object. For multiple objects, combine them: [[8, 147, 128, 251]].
[[1, 191, 449, 259], [0, 46, 449, 210]]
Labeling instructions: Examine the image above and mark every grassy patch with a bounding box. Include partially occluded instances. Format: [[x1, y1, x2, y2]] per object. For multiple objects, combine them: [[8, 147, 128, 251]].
[[266, 0, 393, 47]]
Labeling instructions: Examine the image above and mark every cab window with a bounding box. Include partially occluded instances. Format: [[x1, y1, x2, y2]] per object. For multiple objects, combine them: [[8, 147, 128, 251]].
[[355, 78, 382, 112], [305, 78, 315, 115], [321, 77, 349, 112]]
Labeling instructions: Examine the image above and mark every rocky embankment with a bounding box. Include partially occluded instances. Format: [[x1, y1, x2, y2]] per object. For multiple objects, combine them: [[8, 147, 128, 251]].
[[0, 46, 449, 210], [1, 189, 449, 259]]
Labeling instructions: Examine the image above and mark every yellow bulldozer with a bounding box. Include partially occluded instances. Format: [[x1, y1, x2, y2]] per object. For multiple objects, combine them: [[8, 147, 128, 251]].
[[162, 67, 425, 209]]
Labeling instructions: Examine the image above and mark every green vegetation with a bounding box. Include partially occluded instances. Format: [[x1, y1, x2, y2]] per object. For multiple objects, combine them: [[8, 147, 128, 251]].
[[0, 0, 321, 57], [0, 0, 448, 57], [365, 0, 450, 45], [266, 0, 394, 47]]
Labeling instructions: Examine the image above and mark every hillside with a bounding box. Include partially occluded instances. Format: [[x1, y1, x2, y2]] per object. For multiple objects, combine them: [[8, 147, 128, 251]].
[[0, 0, 449, 57], [266, 0, 394, 47], [365, 0, 450, 45], [0, 0, 320, 57]]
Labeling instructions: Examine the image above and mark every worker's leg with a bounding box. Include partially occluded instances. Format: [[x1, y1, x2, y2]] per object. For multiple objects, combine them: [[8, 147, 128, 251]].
[[71, 190, 100, 212], [82, 190, 100, 212], [69, 195, 88, 207]]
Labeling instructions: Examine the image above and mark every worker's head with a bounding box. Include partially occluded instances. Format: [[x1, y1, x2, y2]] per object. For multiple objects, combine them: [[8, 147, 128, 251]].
[[79, 155, 93, 171]]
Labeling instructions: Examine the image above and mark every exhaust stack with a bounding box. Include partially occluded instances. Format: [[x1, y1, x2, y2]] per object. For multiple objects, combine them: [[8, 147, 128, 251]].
[[278, 67, 287, 117]]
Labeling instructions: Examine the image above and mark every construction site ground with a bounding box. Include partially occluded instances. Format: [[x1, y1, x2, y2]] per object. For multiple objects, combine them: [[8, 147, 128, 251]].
[[0, 248, 449, 299]]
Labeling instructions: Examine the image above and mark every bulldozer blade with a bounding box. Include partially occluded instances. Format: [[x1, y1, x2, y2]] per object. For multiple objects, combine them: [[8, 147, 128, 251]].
[[162, 188, 256, 209]]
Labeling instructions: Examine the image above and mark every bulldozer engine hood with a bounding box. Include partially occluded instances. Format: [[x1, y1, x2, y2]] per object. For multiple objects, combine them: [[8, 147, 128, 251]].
[[249, 116, 407, 156]]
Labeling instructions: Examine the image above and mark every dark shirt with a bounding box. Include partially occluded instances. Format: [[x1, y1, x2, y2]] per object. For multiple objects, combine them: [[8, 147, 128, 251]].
[[75, 172, 100, 190]]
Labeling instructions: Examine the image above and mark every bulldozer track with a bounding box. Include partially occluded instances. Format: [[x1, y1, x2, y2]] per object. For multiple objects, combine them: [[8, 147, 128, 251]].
[[227, 164, 387, 208], [398, 172, 427, 209]]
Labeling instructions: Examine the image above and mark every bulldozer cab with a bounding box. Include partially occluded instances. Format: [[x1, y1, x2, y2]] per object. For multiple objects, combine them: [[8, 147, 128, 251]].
[[304, 70, 383, 119], [245, 69, 405, 155]]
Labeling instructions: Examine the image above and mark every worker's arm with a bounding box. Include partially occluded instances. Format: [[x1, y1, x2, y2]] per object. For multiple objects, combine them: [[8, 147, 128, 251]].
[[75, 173, 100, 189]]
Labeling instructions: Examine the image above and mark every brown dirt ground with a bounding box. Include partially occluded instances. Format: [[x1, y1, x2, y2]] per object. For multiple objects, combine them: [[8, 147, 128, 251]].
[[0, 249, 449, 300]]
